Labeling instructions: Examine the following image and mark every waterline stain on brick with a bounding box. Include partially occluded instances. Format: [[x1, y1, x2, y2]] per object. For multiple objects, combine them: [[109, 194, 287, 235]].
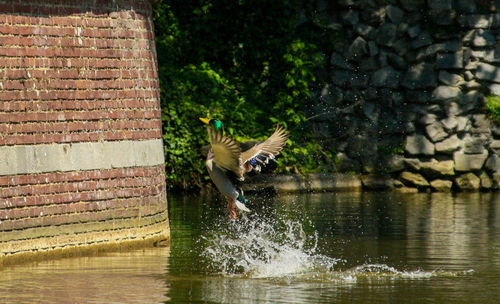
[[0, 0, 169, 266]]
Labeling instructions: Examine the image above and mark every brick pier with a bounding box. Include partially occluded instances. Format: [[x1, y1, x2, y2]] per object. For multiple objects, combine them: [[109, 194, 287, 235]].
[[0, 0, 169, 266]]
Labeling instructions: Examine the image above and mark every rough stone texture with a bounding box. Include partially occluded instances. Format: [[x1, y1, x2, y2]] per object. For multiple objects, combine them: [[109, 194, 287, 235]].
[[405, 135, 435, 155], [386, 5, 404, 24], [486, 154, 500, 172], [428, 0, 452, 12], [494, 125, 500, 137], [395, 187, 419, 193], [441, 117, 458, 131], [368, 41, 379, 56], [473, 30, 496, 47], [482, 46, 500, 63], [455, 173, 481, 191], [347, 36, 369, 59], [437, 52, 463, 69], [361, 174, 394, 190], [381, 155, 405, 173], [402, 63, 437, 89], [399, 171, 429, 187], [493, 173, 500, 189], [458, 14, 491, 28], [426, 122, 448, 142], [404, 158, 421, 171], [331, 70, 351, 86], [438, 71, 464, 86], [331, 52, 355, 70], [388, 53, 407, 70], [457, 0, 477, 13], [411, 33, 432, 49], [463, 135, 487, 154], [393, 179, 404, 188], [342, 9, 359, 25], [400, 0, 423, 11], [430, 179, 453, 192], [456, 117, 469, 132], [435, 135, 461, 153], [408, 25, 421, 38], [431, 86, 462, 102], [371, 67, 401, 88], [356, 24, 376, 39], [472, 114, 491, 133], [306, 0, 500, 192], [420, 114, 438, 125], [480, 171, 493, 189], [454, 151, 489, 171], [420, 160, 455, 178], [491, 140, 500, 154], [335, 152, 362, 172], [376, 23, 398, 47], [476, 63, 500, 83], [489, 84, 500, 95]]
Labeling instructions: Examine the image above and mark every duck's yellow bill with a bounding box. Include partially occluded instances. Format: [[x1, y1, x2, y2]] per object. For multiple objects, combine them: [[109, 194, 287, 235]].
[[199, 117, 210, 124]]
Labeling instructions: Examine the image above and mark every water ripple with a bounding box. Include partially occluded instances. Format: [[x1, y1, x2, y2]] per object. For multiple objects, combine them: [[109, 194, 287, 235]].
[[200, 215, 473, 283]]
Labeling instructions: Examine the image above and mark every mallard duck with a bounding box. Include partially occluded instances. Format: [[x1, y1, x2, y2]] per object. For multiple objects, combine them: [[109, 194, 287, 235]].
[[200, 117, 289, 219]]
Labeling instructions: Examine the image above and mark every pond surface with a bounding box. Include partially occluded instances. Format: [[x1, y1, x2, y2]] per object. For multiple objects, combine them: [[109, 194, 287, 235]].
[[1, 191, 500, 303]]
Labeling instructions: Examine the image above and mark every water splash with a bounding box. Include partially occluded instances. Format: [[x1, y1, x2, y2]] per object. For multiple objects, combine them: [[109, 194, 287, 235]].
[[200, 215, 473, 283], [201, 215, 342, 278]]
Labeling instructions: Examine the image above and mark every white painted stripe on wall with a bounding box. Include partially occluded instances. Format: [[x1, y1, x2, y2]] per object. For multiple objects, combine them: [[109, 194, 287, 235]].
[[0, 139, 165, 176]]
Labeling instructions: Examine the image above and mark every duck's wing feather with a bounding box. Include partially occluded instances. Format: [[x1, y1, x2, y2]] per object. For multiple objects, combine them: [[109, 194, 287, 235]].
[[240, 140, 260, 153], [240, 125, 289, 172], [208, 126, 243, 177]]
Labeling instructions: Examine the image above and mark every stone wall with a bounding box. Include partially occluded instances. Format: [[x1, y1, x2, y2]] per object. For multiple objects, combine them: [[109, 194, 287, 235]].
[[308, 0, 500, 191], [0, 0, 169, 266]]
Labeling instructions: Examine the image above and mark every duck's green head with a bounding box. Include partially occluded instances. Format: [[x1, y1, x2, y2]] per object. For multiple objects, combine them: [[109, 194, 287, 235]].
[[199, 117, 223, 133]]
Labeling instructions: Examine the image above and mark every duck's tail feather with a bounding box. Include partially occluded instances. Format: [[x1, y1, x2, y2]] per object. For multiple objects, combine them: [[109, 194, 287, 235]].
[[234, 200, 251, 212], [234, 190, 250, 212]]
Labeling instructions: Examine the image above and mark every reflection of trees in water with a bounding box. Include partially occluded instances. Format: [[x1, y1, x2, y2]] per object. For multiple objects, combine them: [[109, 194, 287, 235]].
[[405, 192, 500, 270], [166, 191, 500, 303]]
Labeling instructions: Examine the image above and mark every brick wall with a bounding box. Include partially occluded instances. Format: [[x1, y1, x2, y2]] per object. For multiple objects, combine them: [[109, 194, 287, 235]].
[[0, 0, 169, 265]]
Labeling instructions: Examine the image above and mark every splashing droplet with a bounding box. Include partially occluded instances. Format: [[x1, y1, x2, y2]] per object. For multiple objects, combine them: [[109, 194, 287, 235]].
[[201, 215, 342, 278]]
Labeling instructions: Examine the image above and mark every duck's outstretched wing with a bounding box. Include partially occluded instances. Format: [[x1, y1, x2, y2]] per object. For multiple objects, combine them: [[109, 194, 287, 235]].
[[240, 125, 289, 173], [207, 126, 243, 178]]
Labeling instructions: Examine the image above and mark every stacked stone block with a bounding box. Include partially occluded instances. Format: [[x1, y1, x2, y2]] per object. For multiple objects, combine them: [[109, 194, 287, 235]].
[[308, 0, 500, 191]]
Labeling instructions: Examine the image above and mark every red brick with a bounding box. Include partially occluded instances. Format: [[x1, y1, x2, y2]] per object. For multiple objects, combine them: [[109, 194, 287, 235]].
[[0, 166, 164, 188], [0, 0, 165, 235]]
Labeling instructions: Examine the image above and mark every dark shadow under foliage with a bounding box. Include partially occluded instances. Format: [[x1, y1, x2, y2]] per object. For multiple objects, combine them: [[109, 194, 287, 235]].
[[153, 0, 340, 189]]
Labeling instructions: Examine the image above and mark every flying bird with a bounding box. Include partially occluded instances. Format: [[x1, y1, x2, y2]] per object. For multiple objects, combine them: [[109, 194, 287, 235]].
[[200, 117, 288, 219]]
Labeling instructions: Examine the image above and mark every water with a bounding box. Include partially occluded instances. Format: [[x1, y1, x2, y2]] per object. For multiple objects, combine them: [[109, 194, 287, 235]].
[[1, 191, 500, 303]]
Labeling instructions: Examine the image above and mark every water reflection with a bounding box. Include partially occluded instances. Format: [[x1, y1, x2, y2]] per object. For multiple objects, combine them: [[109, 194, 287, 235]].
[[167, 191, 500, 304], [1, 192, 500, 304], [0, 248, 170, 304]]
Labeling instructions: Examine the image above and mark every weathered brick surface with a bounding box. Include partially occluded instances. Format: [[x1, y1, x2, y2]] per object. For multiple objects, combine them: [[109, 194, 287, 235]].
[[0, 165, 166, 206], [0, 0, 169, 262], [0, 164, 167, 233], [0, 0, 160, 146]]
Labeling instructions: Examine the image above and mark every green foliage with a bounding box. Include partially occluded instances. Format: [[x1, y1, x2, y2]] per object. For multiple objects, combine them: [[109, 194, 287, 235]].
[[278, 142, 337, 173], [378, 142, 405, 156], [153, 0, 338, 189], [486, 95, 500, 124]]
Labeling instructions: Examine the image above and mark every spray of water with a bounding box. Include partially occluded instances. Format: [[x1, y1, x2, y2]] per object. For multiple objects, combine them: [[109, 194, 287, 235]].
[[201, 215, 342, 278], [200, 213, 473, 282]]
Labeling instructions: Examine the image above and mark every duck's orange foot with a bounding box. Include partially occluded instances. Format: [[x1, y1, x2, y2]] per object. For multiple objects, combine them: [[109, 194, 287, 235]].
[[227, 198, 238, 219]]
